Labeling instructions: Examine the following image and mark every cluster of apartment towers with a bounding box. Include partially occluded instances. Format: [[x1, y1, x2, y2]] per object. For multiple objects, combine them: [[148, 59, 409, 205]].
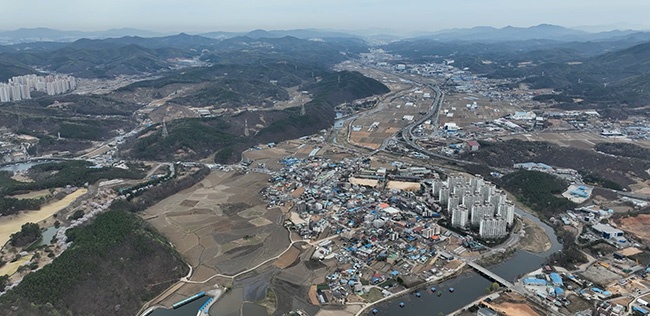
[[0, 74, 77, 102], [433, 174, 515, 239]]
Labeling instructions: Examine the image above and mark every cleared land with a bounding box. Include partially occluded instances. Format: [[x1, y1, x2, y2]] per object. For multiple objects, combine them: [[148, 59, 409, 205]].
[[485, 301, 539, 316], [617, 214, 650, 243], [349, 91, 431, 149], [484, 292, 541, 316], [507, 132, 650, 150], [440, 93, 521, 129], [349, 178, 380, 188], [0, 188, 87, 247], [0, 255, 32, 276], [274, 245, 302, 269], [579, 264, 622, 286], [386, 181, 421, 191]]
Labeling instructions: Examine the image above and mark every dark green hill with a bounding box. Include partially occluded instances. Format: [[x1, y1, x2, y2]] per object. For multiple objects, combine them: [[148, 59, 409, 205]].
[[121, 69, 388, 163], [594, 142, 650, 161], [0, 62, 36, 82], [172, 78, 290, 108], [1, 42, 178, 78], [499, 170, 576, 220], [122, 117, 241, 161], [463, 139, 650, 189], [525, 42, 650, 109], [592, 41, 650, 73], [204, 36, 366, 67], [0, 210, 189, 316], [102, 33, 220, 51], [305, 70, 390, 105]]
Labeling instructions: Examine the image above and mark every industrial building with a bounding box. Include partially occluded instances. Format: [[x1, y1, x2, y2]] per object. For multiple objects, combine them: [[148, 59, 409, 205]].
[[477, 307, 498, 316], [549, 273, 563, 287], [591, 223, 624, 240]]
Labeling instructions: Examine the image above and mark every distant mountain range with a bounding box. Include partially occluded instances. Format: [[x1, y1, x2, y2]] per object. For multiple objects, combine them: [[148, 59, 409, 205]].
[[417, 24, 644, 42], [0, 34, 367, 79], [0, 28, 365, 44], [0, 28, 168, 43], [2, 24, 650, 45]]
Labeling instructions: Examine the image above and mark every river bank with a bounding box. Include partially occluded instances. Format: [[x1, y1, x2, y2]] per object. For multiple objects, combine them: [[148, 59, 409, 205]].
[[366, 207, 562, 315], [518, 216, 552, 253], [355, 262, 467, 316]]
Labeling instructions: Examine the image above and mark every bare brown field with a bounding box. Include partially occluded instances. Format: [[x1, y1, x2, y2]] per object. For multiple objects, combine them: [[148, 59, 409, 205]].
[[274, 246, 301, 269], [485, 292, 541, 316], [439, 93, 521, 128], [506, 132, 650, 150], [308, 285, 319, 305], [485, 301, 540, 316], [142, 171, 290, 277], [348, 95, 431, 148], [386, 181, 421, 191], [618, 214, 650, 242], [242, 141, 322, 170]]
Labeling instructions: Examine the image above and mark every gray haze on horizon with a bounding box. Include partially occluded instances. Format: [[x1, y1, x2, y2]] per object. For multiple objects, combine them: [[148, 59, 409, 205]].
[[3, 0, 650, 33]]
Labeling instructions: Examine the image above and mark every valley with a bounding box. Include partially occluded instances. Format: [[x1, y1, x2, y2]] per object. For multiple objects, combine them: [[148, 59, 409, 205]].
[[0, 22, 649, 316]]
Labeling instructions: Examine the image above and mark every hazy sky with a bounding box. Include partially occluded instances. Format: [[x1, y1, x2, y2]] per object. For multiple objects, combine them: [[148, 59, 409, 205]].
[[3, 0, 650, 33]]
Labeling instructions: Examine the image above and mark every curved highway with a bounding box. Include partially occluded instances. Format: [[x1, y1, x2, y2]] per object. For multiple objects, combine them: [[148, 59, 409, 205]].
[[399, 85, 476, 166]]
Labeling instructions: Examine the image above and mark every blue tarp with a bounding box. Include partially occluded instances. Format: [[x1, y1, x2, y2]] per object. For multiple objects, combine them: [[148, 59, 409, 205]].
[[523, 278, 547, 286], [633, 306, 649, 315], [550, 273, 563, 285]]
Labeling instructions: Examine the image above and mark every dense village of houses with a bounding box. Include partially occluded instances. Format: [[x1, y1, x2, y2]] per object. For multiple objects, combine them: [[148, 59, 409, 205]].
[[258, 153, 525, 305]]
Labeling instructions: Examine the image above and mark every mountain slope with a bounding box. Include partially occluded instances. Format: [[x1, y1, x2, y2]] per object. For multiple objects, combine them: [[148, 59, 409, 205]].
[[1, 40, 180, 78], [0, 210, 189, 316], [419, 24, 640, 42], [0, 61, 36, 82]]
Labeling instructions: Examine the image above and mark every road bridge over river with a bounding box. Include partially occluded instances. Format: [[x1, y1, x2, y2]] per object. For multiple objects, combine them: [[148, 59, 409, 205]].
[[466, 261, 514, 288]]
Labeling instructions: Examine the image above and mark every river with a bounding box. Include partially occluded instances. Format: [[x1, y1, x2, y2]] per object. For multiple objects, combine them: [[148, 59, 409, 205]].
[[0, 161, 46, 173], [371, 207, 561, 315], [148, 209, 559, 316]]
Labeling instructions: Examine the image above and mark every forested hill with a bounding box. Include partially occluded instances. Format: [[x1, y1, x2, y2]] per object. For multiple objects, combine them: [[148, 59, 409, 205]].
[[120, 69, 389, 163], [0, 62, 35, 82], [0, 210, 188, 316]]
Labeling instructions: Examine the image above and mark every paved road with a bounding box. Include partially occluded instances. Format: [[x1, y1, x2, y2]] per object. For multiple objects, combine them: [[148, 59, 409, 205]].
[[399, 86, 476, 166]]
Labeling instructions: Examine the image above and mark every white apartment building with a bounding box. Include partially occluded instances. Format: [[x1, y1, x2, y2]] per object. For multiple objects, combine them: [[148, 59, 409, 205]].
[[479, 217, 507, 239]]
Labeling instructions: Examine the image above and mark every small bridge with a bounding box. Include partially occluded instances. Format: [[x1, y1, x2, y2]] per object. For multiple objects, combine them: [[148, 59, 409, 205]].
[[466, 261, 514, 288]]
